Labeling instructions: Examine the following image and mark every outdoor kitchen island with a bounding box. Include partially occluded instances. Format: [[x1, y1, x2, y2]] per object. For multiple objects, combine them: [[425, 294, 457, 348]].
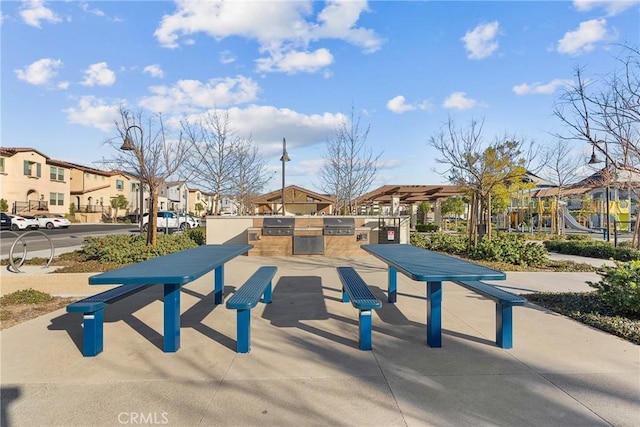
[[246, 216, 373, 257]]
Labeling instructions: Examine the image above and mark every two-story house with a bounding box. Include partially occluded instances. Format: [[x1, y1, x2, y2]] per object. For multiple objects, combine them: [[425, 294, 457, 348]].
[[0, 147, 149, 222], [0, 147, 71, 215]]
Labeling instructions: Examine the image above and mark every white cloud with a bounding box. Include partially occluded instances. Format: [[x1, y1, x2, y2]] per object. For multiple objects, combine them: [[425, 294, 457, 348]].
[[462, 21, 500, 60], [226, 105, 345, 150], [174, 104, 345, 152], [443, 92, 477, 110], [220, 50, 236, 64], [20, 0, 61, 28], [256, 48, 333, 74], [386, 95, 431, 114], [14, 58, 62, 85], [513, 79, 573, 95], [557, 19, 609, 55], [81, 62, 116, 86], [573, 0, 637, 16], [63, 96, 122, 132], [311, 0, 383, 54], [154, 1, 382, 73], [139, 75, 260, 113], [143, 64, 164, 78]]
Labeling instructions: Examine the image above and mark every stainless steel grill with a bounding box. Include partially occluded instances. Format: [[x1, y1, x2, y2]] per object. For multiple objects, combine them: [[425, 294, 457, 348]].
[[262, 217, 295, 236], [323, 217, 355, 235]]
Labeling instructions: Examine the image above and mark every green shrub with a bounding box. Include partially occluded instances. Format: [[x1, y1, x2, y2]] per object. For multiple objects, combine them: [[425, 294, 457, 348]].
[[543, 240, 640, 261], [588, 261, 640, 317], [469, 233, 548, 267], [415, 223, 439, 232], [1, 289, 52, 305], [185, 227, 206, 245], [410, 232, 467, 255], [79, 232, 203, 265], [566, 234, 593, 241]]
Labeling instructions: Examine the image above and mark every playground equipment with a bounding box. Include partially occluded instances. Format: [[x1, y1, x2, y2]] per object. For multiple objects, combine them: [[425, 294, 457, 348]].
[[562, 207, 599, 233]]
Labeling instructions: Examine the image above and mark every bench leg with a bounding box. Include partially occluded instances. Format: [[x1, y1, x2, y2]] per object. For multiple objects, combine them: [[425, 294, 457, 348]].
[[388, 267, 397, 303], [358, 310, 373, 351], [341, 287, 350, 303], [426, 281, 442, 348], [214, 265, 224, 305], [496, 303, 514, 349], [82, 310, 104, 357], [261, 280, 273, 304], [163, 283, 181, 352], [236, 308, 251, 353]]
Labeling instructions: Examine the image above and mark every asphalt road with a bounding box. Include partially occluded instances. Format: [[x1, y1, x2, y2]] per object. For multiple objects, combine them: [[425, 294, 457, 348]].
[[0, 224, 138, 260]]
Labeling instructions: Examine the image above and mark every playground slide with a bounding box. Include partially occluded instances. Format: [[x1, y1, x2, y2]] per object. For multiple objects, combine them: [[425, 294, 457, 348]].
[[562, 207, 599, 233]]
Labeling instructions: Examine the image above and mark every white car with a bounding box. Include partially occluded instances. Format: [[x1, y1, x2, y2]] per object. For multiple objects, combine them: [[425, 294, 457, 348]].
[[10, 215, 40, 231], [34, 213, 71, 229], [142, 211, 191, 232], [179, 213, 201, 228]]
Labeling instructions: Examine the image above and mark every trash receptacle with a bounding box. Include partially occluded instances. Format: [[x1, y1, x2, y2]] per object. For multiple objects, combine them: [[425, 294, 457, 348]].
[[379, 226, 400, 244]]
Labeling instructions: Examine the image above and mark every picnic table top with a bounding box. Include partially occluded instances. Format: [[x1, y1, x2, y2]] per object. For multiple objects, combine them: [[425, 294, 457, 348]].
[[361, 244, 506, 282], [88, 244, 253, 286]]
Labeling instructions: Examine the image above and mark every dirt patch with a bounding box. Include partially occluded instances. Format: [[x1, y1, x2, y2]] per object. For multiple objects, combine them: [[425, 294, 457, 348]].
[[0, 297, 79, 330]]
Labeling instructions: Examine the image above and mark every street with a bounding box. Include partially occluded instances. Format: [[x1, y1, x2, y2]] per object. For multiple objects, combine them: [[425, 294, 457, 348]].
[[0, 224, 138, 259]]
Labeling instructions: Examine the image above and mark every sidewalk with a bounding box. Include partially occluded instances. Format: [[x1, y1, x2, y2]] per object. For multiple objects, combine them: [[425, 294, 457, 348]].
[[1, 254, 638, 426]]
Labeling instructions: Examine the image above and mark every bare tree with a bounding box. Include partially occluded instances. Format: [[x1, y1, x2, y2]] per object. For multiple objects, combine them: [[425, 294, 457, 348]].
[[104, 107, 189, 246], [233, 139, 271, 215], [541, 139, 583, 234], [181, 111, 243, 215], [319, 107, 382, 214], [429, 117, 529, 246], [553, 44, 640, 244]]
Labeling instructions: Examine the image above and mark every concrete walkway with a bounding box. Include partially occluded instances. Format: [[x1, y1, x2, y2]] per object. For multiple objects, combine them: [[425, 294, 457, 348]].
[[1, 254, 638, 426]]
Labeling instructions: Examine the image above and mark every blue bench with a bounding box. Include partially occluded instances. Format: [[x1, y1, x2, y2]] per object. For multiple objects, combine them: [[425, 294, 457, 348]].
[[453, 280, 526, 349], [226, 266, 278, 353], [66, 284, 151, 357], [336, 267, 382, 351]]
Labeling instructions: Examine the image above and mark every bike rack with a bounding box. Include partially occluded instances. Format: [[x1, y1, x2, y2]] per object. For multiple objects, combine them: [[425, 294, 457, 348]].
[[7, 230, 55, 274]]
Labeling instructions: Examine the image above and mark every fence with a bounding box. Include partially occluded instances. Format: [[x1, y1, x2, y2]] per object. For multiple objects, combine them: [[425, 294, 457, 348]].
[[12, 201, 49, 214]]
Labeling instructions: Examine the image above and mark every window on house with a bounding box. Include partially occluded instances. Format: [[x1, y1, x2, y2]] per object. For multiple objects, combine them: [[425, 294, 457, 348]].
[[116, 179, 124, 190], [50, 166, 65, 181], [0, 158, 5, 173], [49, 193, 64, 206], [23, 160, 42, 178]]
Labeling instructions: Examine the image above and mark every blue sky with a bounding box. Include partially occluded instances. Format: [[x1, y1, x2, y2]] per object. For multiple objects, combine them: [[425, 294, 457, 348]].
[[2, 0, 639, 193]]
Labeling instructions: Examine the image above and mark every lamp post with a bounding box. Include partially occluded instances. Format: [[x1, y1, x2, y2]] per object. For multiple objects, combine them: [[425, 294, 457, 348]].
[[120, 125, 145, 233], [588, 141, 610, 241], [280, 137, 290, 216]]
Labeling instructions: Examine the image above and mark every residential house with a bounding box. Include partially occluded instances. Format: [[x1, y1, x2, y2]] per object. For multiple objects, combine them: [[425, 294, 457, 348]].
[[188, 187, 211, 216], [164, 181, 189, 213], [0, 147, 71, 215], [63, 162, 136, 222]]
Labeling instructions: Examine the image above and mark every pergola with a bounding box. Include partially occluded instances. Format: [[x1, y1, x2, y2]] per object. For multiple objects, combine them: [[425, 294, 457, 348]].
[[356, 185, 466, 205]]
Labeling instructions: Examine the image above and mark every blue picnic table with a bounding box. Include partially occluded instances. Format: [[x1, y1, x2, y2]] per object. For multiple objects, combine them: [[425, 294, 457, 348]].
[[361, 244, 506, 348], [88, 244, 252, 352]]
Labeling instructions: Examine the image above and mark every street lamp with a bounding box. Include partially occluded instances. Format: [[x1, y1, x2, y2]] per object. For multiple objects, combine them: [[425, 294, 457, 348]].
[[280, 137, 290, 216], [121, 125, 145, 233], [588, 141, 610, 241]]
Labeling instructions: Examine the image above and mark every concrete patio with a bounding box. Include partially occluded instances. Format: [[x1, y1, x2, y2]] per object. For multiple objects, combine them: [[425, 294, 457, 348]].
[[1, 254, 638, 426]]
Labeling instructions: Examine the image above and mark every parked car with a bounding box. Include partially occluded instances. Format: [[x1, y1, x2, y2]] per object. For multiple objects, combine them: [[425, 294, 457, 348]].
[[1, 212, 12, 231], [10, 214, 40, 231], [142, 211, 191, 232], [178, 213, 201, 228], [34, 213, 71, 229]]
